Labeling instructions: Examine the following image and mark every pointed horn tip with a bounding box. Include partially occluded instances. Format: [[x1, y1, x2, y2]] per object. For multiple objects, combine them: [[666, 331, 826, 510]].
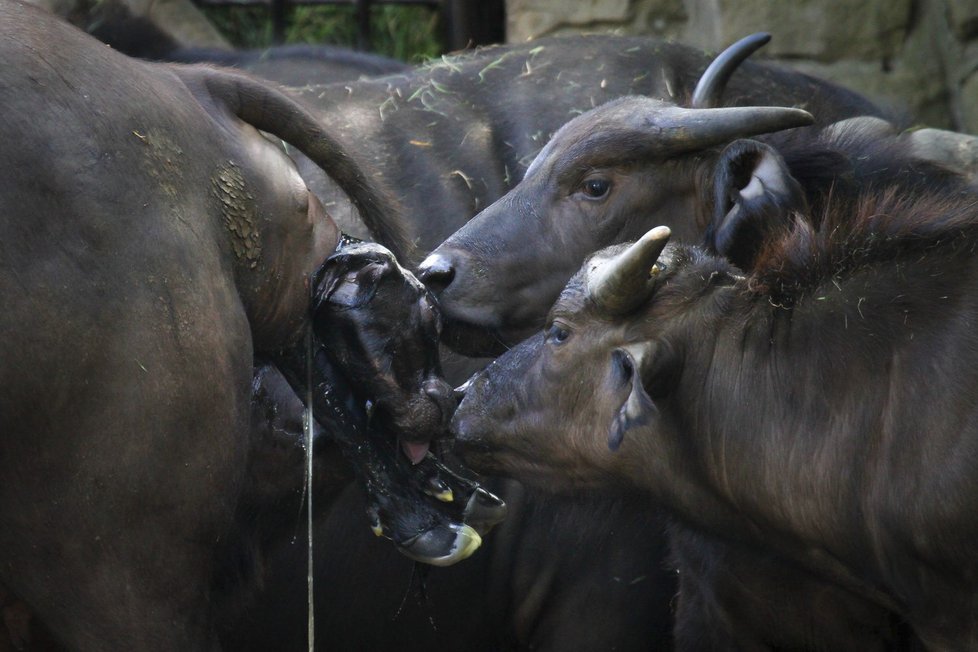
[[644, 225, 671, 242], [635, 226, 671, 252], [741, 106, 812, 126], [791, 108, 815, 125]]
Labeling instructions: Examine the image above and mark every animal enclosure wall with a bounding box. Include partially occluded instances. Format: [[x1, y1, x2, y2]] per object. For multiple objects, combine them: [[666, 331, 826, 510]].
[[505, 0, 978, 133]]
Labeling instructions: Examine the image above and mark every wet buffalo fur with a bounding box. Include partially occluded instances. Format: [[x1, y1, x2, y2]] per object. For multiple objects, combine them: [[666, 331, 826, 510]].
[[712, 130, 976, 288], [678, 128, 978, 651], [676, 135, 978, 649]]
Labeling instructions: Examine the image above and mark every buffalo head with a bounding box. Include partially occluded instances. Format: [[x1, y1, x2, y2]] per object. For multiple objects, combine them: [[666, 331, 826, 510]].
[[266, 240, 506, 566], [311, 240, 455, 463], [419, 33, 813, 357], [451, 226, 685, 491], [420, 97, 812, 356]]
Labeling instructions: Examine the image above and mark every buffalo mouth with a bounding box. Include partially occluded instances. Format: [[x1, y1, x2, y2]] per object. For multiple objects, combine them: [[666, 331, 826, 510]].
[[448, 390, 504, 474]]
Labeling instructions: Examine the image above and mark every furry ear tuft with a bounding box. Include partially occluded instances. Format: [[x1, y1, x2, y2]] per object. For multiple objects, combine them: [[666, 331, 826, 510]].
[[704, 139, 807, 271], [313, 258, 389, 310]]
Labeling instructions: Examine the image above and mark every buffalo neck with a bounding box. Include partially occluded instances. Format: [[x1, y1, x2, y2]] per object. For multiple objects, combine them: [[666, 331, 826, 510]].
[[653, 247, 978, 617]]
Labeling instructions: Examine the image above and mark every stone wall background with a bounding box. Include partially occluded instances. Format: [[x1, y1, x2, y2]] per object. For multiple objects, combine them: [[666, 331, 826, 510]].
[[506, 0, 978, 132]]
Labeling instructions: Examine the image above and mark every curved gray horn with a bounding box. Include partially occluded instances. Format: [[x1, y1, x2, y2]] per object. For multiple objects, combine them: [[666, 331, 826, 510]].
[[646, 103, 814, 156], [692, 32, 771, 109], [906, 128, 978, 181], [589, 226, 672, 315]]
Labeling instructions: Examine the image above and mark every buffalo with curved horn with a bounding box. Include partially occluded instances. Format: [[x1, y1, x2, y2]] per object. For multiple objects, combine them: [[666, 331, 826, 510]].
[[451, 121, 978, 649], [421, 89, 814, 356]]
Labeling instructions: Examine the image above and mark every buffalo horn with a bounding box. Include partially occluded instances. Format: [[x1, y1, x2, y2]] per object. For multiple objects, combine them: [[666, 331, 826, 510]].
[[691, 32, 772, 109], [590, 226, 672, 315], [646, 103, 814, 156], [906, 128, 978, 181]]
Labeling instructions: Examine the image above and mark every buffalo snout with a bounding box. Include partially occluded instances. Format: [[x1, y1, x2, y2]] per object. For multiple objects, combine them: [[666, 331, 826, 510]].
[[417, 251, 457, 295], [449, 374, 493, 448], [422, 376, 457, 427], [383, 376, 457, 464], [418, 246, 518, 357]]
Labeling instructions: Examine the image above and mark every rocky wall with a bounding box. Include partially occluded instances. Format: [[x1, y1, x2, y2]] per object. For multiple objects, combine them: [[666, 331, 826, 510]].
[[506, 0, 978, 131]]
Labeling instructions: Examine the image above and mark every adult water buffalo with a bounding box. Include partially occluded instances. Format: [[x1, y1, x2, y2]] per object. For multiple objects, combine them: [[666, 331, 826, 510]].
[[416, 35, 912, 356], [282, 32, 888, 260], [0, 1, 474, 648], [448, 119, 959, 650], [422, 105, 978, 359], [452, 128, 978, 649]]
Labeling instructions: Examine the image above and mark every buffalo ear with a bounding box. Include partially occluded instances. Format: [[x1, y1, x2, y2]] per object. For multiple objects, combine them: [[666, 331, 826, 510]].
[[313, 257, 389, 309], [607, 346, 658, 451], [704, 139, 807, 271]]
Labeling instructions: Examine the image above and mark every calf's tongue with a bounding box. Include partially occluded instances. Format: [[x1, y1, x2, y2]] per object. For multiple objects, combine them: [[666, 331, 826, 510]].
[[401, 439, 430, 464]]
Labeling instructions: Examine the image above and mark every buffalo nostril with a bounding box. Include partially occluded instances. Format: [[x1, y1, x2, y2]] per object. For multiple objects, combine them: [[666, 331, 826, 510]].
[[423, 378, 457, 426], [418, 254, 456, 295]]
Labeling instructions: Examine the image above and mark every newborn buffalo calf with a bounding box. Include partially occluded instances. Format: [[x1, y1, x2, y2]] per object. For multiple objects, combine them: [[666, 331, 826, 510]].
[[311, 239, 457, 464], [275, 238, 505, 566]]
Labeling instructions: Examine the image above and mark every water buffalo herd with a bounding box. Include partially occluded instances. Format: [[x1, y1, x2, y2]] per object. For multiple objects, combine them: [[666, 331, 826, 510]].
[[3, 0, 977, 649]]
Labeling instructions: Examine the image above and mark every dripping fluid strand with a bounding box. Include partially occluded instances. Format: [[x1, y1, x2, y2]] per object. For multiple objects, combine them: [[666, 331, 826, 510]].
[[304, 328, 315, 652]]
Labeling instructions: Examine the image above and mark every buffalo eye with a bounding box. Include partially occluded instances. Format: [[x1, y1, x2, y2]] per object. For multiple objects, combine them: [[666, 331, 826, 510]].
[[545, 322, 571, 345], [579, 177, 611, 200]]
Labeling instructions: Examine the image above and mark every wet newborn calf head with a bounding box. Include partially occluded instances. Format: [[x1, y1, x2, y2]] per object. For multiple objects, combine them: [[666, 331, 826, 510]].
[[311, 241, 455, 462]]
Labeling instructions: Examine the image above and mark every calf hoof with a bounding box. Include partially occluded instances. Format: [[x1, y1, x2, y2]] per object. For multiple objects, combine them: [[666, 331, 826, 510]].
[[462, 486, 508, 535], [395, 522, 482, 567]]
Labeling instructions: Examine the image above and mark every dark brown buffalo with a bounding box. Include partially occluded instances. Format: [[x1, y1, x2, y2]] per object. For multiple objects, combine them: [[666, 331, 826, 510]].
[[448, 121, 953, 651], [416, 34, 921, 357], [279, 33, 887, 261], [452, 126, 978, 648], [420, 95, 816, 355], [422, 109, 978, 361], [0, 2, 475, 648]]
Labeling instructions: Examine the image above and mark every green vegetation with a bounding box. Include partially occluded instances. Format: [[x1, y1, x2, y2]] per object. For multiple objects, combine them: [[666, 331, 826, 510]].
[[202, 4, 442, 62]]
